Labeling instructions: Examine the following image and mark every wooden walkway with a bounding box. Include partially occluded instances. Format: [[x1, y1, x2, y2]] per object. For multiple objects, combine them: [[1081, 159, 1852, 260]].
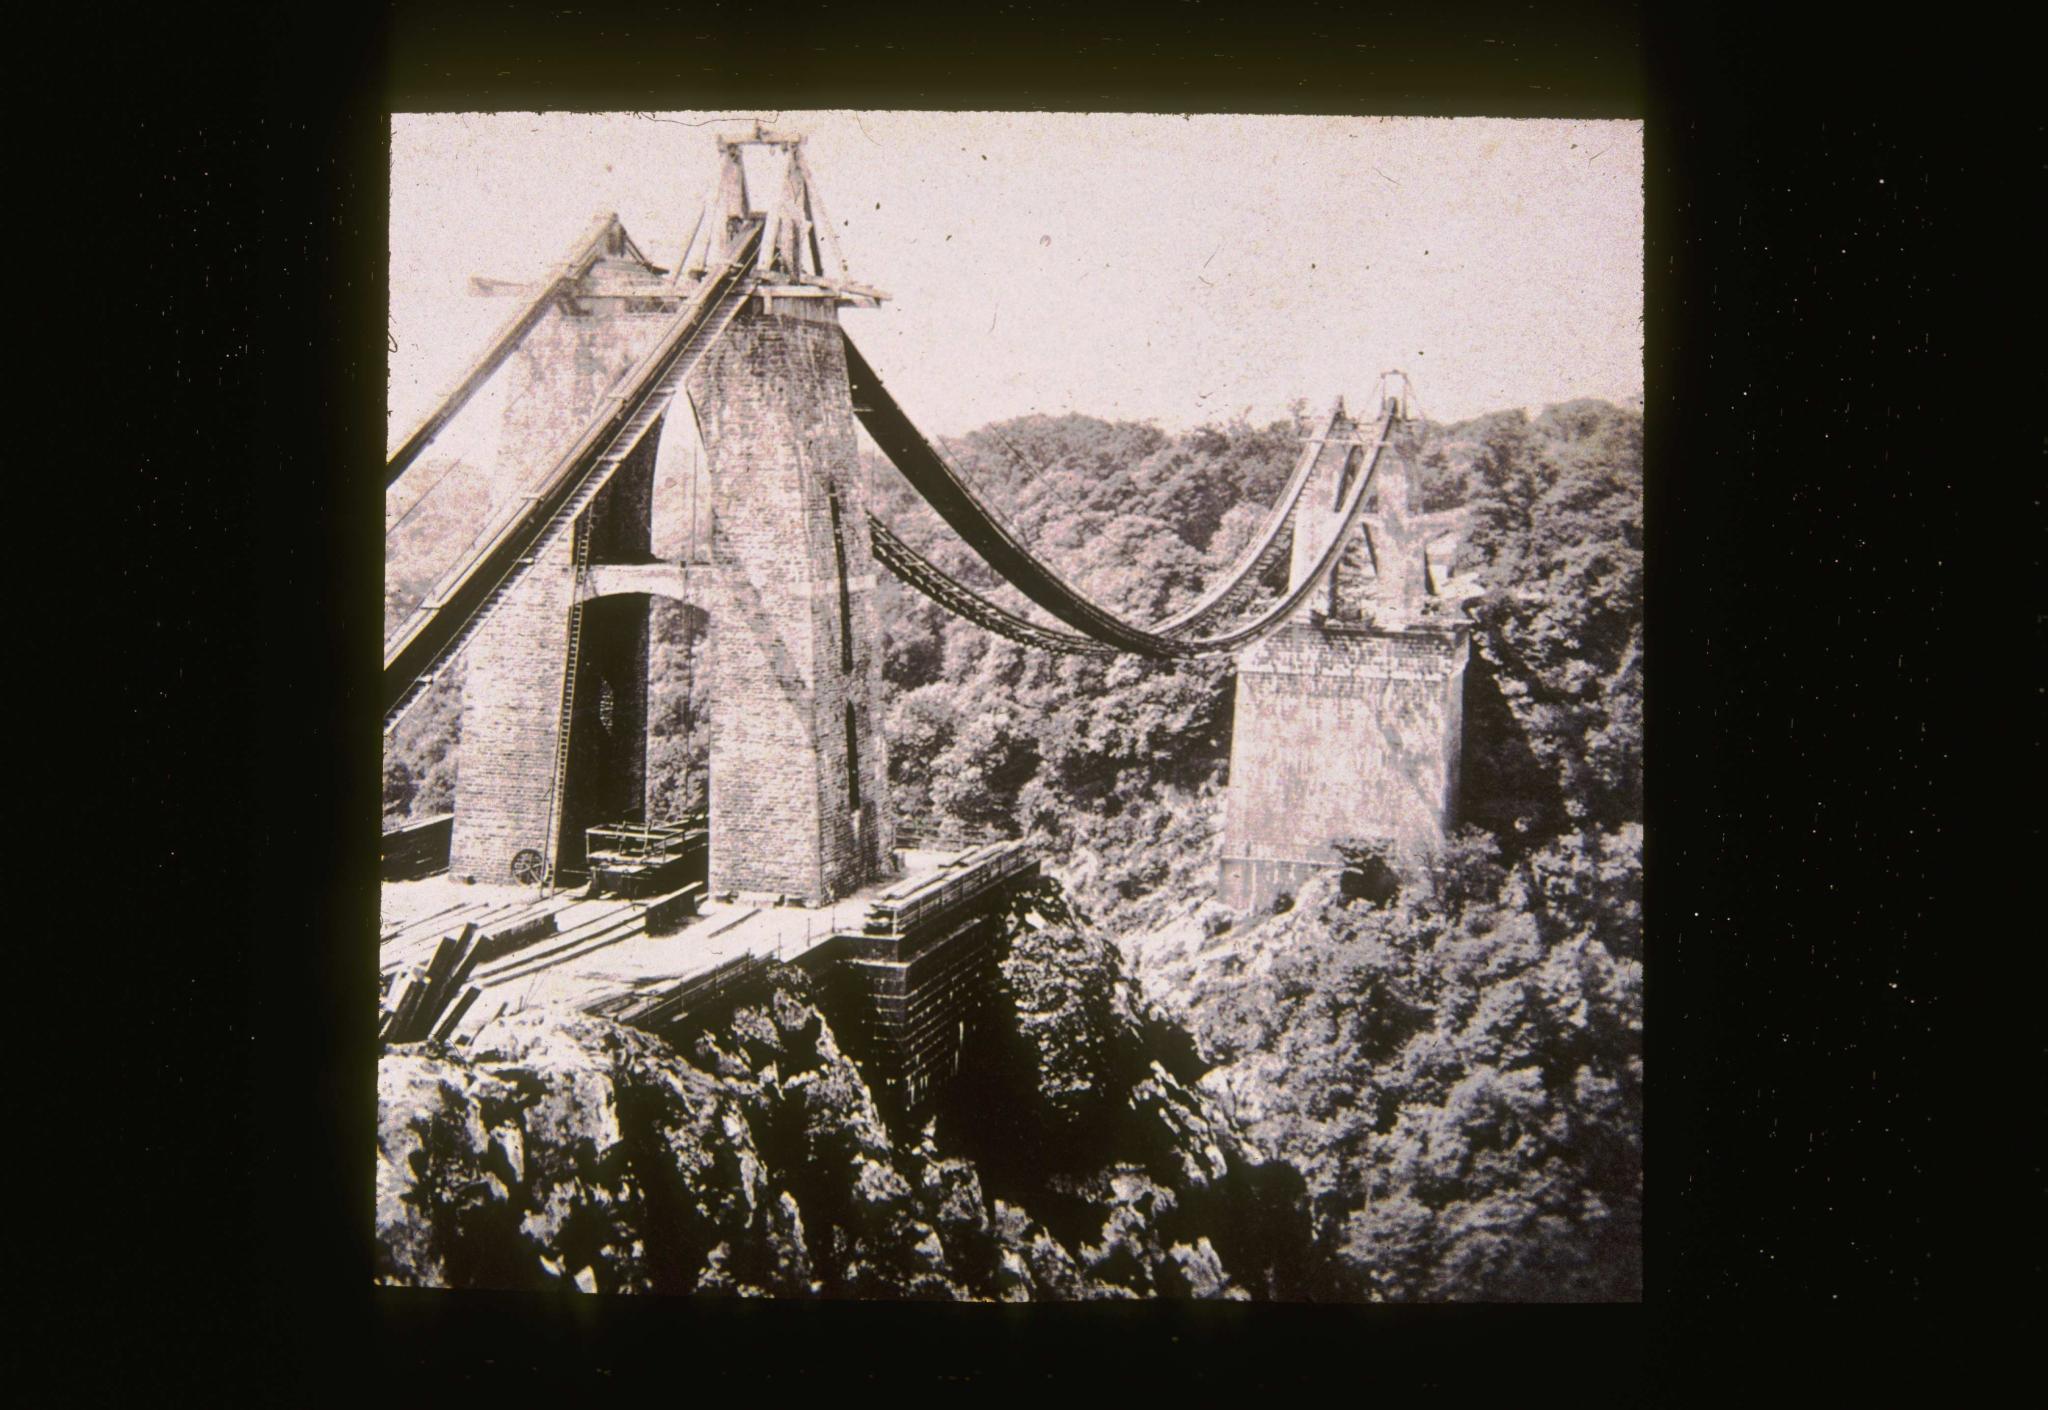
[[378, 848, 975, 1043]]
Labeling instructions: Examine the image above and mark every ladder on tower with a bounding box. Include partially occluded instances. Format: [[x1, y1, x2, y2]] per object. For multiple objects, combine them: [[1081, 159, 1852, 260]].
[[541, 512, 595, 889]]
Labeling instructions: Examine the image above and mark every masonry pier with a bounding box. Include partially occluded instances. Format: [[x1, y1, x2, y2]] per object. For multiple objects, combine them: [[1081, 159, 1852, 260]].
[[1219, 620, 1468, 910], [1217, 385, 1479, 911], [442, 133, 894, 902]]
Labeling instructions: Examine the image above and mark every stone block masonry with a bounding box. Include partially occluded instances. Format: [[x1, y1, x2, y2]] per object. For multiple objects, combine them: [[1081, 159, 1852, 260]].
[[447, 299, 670, 886], [448, 439, 661, 885], [448, 510, 580, 883], [1218, 620, 1468, 911], [794, 849, 1043, 1114], [499, 304, 672, 493], [686, 296, 896, 903], [835, 912, 1007, 1112], [447, 289, 895, 899]]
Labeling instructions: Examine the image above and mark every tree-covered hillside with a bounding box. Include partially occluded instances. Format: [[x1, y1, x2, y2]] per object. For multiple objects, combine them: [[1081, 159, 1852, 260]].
[[380, 394, 1644, 1299], [860, 397, 1645, 1298]]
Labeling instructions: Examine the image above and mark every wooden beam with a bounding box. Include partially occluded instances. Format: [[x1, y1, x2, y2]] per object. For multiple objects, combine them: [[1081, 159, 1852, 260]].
[[405, 931, 467, 1041], [717, 127, 805, 149], [796, 272, 891, 301], [794, 146, 851, 284], [430, 986, 482, 1042], [387, 212, 620, 487], [386, 970, 430, 1044]]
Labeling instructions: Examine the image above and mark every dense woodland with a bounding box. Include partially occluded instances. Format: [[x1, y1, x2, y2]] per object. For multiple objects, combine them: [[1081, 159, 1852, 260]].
[[856, 397, 1644, 1299], [381, 393, 1643, 1299]]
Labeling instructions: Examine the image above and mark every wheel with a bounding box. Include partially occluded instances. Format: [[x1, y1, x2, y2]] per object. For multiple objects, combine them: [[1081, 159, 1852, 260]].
[[509, 849, 547, 886]]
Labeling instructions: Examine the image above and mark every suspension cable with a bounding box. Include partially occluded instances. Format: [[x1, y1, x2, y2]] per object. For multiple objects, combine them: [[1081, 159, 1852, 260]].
[[847, 330, 1396, 660]]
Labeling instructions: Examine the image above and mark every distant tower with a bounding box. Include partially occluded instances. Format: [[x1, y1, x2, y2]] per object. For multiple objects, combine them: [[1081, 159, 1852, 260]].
[[1217, 378, 1480, 910], [445, 132, 896, 904]]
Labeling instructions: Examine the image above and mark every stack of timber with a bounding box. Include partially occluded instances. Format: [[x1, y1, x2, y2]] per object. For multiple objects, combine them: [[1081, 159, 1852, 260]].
[[641, 881, 706, 934], [381, 892, 561, 963], [379, 923, 489, 1044], [473, 910, 559, 963], [588, 952, 772, 1040], [863, 841, 1033, 937]]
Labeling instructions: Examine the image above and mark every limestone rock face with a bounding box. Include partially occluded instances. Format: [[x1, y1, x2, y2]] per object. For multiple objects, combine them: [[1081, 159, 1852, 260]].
[[1126, 1060, 1270, 1194], [379, 1010, 786, 1294], [375, 909, 1321, 1300], [376, 980, 1061, 1298], [375, 1052, 524, 1288], [1169, 1237, 1238, 1299]]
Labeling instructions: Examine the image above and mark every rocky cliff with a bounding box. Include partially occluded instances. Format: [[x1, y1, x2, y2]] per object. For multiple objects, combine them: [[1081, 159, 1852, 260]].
[[376, 900, 1324, 1298]]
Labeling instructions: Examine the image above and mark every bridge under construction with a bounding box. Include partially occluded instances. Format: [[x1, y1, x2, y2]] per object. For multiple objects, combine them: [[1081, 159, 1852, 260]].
[[380, 127, 1478, 1103]]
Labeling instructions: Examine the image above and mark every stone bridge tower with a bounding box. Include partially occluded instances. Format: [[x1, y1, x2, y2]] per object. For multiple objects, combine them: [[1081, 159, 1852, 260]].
[[1217, 381, 1480, 911], [446, 132, 896, 905], [683, 131, 896, 902]]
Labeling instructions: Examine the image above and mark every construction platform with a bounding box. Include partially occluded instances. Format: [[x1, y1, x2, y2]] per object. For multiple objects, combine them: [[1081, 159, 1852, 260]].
[[582, 819, 706, 899], [379, 840, 1039, 1105]]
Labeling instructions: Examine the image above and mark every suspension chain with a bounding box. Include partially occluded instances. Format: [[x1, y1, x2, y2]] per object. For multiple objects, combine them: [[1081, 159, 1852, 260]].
[[867, 516, 1115, 657]]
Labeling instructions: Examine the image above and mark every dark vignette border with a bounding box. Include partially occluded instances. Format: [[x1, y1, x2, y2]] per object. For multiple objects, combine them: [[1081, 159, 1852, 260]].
[[93, 0, 1975, 1395]]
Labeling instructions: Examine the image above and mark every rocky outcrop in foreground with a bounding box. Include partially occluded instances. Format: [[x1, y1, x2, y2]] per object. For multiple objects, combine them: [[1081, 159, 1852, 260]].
[[376, 942, 1318, 1297]]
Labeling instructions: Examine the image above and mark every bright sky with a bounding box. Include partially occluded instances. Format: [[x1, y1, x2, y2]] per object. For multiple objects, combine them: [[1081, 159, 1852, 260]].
[[390, 111, 1642, 444]]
